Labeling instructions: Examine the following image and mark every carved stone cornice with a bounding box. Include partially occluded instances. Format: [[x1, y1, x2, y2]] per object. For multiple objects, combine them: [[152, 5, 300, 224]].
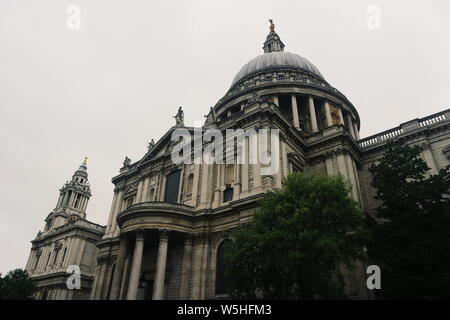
[[97, 255, 109, 264], [183, 233, 194, 246]]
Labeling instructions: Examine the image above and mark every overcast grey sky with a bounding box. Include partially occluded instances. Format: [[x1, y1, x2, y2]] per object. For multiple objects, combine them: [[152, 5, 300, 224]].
[[1, 0, 449, 274]]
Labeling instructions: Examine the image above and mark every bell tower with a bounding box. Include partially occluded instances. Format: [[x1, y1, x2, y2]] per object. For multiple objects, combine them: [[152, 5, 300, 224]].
[[44, 157, 92, 232], [26, 157, 105, 300]]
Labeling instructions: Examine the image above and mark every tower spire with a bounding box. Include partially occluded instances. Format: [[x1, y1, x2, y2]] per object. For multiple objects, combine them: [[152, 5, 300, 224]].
[[263, 19, 285, 53]]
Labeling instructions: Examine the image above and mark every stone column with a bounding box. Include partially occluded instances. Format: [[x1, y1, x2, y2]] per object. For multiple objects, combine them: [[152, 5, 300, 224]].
[[347, 114, 356, 139], [140, 177, 150, 202], [61, 193, 67, 207], [338, 107, 344, 125], [253, 134, 262, 190], [105, 192, 118, 235], [179, 234, 194, 299], [190, 235, 204, 299], [273, 95, 279, 107], [353, 122, 360, 140], [112, 190, 125, 236], [119, 254, 132, 300], [73, 236, 87, 267], [126, 231, 145, 300], [93, 257, 107, 299], [199, 162, 210, 205], [109, 234, 129, 300], [153, 230, 170, 300], [324, 101, 332, 127], [344, 153, 360, 202], [25, 250, 34, 271], [64, 236, 78, 268], [241, 138, 249, 194], [308, 96, 318, 132], [135, 180, 144, 203], [422, 143, 438, 174], [291, 95, 300, 128], [191, 165, 201, 205]]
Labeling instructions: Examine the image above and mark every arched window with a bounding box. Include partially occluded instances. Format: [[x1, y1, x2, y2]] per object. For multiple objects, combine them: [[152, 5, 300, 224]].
[[215, 240, 231, 295], [186, 173, 194, 198]]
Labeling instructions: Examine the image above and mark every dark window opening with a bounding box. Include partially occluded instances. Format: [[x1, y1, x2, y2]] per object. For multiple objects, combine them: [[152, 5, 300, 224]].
[[223, 187, 233, 203], [46, 252, 51, 267], [278, 95, 292, 120], [106, 264, 116, 300], [34, 254, 40, 269], [216, 240, 232, 295], [66, 191, 72, 206], [74, 194, 81, 208], [164, 170, 181, 203], [61, 248, 67, 265], [53, 249, 60, 265]]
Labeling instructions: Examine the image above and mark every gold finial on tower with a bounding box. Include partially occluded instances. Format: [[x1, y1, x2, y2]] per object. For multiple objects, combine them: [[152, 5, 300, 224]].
[[269, 19, 275, 32], [83, 156, 88, 165]]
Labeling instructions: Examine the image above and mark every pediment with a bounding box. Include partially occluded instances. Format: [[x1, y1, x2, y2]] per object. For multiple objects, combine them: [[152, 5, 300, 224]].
[[124, 184, 138, 196], [138, 126, 194, 165]]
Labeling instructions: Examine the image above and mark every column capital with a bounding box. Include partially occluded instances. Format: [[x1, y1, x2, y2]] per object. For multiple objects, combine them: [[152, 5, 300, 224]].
[[135, 229, 146, 241], [159, 229, 170, 242], [183, 233, 194, 245]]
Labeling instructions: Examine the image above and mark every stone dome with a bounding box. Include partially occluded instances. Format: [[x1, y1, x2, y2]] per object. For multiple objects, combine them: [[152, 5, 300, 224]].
[[230, 51, 324, 88]]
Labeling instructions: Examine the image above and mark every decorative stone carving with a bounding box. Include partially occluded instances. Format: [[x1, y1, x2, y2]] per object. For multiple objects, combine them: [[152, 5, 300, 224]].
[[443, 144, 450, 159], [148, 139, 155, 150], [123, 156, 131, 167], [67, 214, 79, 224], [54, 241, 63, 250]]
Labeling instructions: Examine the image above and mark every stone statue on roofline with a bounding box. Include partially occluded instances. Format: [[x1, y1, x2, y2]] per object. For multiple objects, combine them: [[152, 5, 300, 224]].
[[174, 106, 184, 127]]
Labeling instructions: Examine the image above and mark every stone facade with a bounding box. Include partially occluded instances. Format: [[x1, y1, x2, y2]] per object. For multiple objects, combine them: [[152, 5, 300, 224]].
[[25, 159, 106, 300], [26, 23, 450, 300]]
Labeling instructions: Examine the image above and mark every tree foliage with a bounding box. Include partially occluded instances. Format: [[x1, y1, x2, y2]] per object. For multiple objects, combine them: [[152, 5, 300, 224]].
[[368, 141, 450, 299], [0, 269, 35, 300], [225, 172, 365, 299]]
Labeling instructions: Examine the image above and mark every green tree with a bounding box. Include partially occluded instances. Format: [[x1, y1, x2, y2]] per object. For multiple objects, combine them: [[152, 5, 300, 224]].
[[368, 141, 450, 299], [225, 172, 365, 299], [0, 269, 35, 300]]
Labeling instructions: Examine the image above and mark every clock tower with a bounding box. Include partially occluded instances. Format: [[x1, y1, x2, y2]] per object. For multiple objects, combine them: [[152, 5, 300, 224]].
[[25, 158, 105, 300]]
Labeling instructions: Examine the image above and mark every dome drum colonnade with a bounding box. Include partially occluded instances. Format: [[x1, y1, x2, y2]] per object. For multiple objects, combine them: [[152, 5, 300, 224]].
[[214, 34, 361, 140]]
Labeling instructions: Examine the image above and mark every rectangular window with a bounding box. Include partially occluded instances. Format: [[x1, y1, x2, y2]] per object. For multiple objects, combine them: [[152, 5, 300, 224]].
[[164, 170, 181, 203], [223, 187, 233, 203]]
